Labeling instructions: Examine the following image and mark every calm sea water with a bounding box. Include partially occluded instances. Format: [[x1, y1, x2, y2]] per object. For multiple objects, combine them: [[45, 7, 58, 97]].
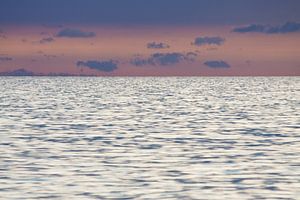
[[0, 77, 299, 200]]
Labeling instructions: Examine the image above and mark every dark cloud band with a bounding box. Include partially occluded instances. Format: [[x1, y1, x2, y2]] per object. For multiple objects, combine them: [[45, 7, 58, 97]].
[[0, 68, 34, 76], [39, 37, 54, 44], [77, 60, 118, 72], [147, 42, 170, 49], [0, 56, 13, 61], [233, 22, 300, 34], [204, 60, 230, 68], [56, 28, 95, 38], [131, 52, 197, 66], [193, 37, 225, 46]]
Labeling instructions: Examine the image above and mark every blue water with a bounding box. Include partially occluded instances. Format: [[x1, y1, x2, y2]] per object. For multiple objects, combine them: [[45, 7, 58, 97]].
[[0, 77, 299, 199]]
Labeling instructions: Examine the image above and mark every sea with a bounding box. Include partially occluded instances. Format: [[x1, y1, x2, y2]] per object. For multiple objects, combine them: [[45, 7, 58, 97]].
[[0, 77, 299, 200]]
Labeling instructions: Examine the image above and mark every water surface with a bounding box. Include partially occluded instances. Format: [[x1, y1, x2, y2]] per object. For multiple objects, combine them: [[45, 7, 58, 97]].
[[0, 77, 299, 199]]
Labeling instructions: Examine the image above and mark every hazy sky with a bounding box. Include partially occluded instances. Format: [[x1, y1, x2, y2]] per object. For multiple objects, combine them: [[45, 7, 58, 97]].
[[1, 0, 300, 76]]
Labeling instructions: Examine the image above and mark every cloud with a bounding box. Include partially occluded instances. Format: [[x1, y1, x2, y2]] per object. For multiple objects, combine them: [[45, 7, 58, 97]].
[[77, 60, 118, 72], [185, 52, 198, 61], [131, 52, 196, 66], [0, 69, 79, 76], [193, 36, 225, 46], [233, 24, 265, 33], [56, 28, 95, 38], [43, 54, 57, 59], [0, 30, 6, 39], [39, 37, 54, 44], [147, 42, 170, 49], [40, 31, 48, 35], [233, 22, 300, 34], [0, 68, 34, 76], [0, 56, 13, 61], [204, 60, 230, 68]]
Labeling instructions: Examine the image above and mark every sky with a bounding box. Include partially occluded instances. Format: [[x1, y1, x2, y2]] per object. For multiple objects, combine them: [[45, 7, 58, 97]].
[[0, 0, 300, 76]]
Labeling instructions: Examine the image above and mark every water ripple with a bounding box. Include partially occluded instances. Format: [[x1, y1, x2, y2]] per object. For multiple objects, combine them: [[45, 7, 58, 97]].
[[0, 77, 299, 199]]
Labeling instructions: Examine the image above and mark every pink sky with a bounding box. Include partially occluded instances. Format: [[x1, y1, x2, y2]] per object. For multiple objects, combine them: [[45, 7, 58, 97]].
[[0, 25, 300, 76]]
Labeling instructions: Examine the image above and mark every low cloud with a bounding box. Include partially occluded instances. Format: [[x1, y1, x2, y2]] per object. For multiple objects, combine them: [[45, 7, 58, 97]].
[[0, 69, 78, 76], [56, 28, 96, 38], [0, 56, 13, 61], [77, 60, 118, 72], [204, 60, 230, 68], [147, 42, 170, 49], [233, 22, 300, 34], [193, 36, 225, 46], [39, 37, 55, 44], [0, 68, 34, 76], [131, 52, 197, 66]]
